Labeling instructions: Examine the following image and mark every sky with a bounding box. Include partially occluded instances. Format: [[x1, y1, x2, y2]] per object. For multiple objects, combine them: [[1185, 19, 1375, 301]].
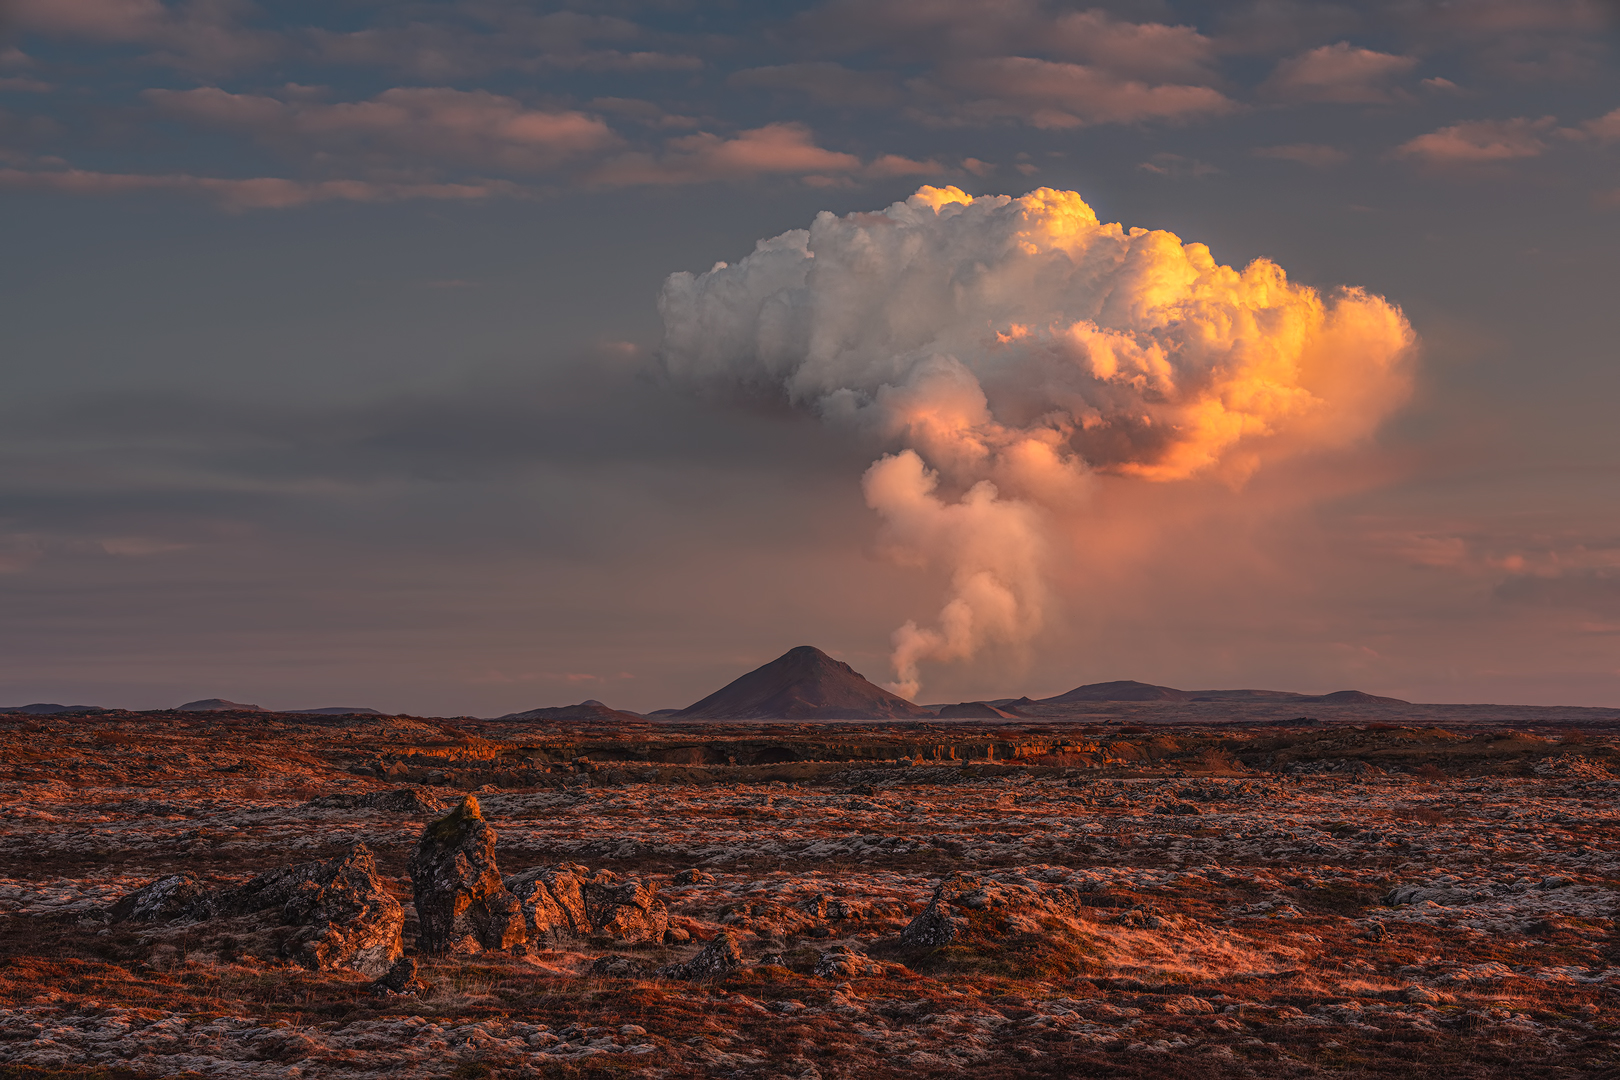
[[1, 0, 1619, 715]]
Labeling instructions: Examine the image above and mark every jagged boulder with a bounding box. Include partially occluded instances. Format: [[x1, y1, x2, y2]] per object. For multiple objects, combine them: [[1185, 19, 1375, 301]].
[[370, 956, 428, 995], [814, 944, 883, 979], [206, 845, 403, 976], [658, 932, 744, 981], [408, 795, 526, 955], [107, 873, 207, 923], [897, 871, 1096, 978], [108, 846, 404, 977], [504, 863, 667, 945]]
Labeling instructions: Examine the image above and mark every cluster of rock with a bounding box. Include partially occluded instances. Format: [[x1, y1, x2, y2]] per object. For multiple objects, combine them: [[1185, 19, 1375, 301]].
[[108, 792, 695, 985], [407, 795, 673, 956], [109, 794, 1111, 989], [109, 846, 403, 977]]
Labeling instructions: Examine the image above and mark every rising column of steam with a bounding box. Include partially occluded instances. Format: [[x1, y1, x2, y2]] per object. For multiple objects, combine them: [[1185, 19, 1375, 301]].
[[659, 186, 1415, 699]]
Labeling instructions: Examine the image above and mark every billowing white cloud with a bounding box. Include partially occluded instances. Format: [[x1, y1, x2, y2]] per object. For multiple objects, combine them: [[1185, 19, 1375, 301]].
[[660, 186, 1414, 696]]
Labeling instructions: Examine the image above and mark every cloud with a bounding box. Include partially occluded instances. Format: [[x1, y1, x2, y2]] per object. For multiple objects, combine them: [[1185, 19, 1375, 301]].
[[659, 186, 1414, 695], [7, 0, 279, 73], [1418, 0, 1614, 34], [0, 166, 515, 209], [1261, 42, 1418, 104], [1041, 9, 1219, 85], [925, 57, 1235, 129], [146, 86, 619, 174], [1137, 152, 1221, 178], [1394, 116, 1557, 164], [1583, 107, 1620, 141], [1254, 142, 1351, 167], [589, 123, 870, 186], [727, 63, 902, 108], [863, 449, 1047, 698], [305, 11, 701, 80]]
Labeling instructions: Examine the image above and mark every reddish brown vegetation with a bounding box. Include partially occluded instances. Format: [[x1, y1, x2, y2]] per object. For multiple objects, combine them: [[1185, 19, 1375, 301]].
[[0, 706, 1617, 1076]]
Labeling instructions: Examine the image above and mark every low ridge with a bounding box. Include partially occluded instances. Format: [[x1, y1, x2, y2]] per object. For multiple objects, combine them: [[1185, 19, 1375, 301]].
[[675, 645, 933, 720], [494, 701, 644, 723], [1041, 680, 1190, 703], [1040, 680, 1409, 706], [177, 698, 265, 712]]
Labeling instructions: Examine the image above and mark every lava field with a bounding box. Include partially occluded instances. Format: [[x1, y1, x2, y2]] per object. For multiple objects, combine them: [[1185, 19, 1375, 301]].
[[1, 708, 1617, 1078]]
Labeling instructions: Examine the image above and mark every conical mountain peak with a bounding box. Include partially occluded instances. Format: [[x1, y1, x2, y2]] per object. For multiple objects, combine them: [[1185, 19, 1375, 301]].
[[676, 645, 933, 720]]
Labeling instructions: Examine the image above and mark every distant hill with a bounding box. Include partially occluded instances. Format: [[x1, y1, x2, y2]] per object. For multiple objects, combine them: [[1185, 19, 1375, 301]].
[[176, 698, 265, 712], [1, 703, 106, 715], [937, 701, 1022, 719], [675, 646, 934, 720], [1042, 680, 1190, 703], [494, 700, 644, 723], [1040, 681, 1409, 706], [287, 707, 384, 715]]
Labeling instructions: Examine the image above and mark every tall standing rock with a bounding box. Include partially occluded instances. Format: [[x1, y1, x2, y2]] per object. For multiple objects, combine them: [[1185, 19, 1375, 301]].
[[408, 795, 526, 955]]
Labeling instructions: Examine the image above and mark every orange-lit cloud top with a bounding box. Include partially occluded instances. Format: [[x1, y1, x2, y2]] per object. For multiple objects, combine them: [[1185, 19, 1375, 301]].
[[660, 186, 1416, 697]]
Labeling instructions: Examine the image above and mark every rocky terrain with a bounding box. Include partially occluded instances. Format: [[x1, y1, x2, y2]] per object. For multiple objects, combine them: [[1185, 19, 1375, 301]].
[[0, 705, 1617, 1078]]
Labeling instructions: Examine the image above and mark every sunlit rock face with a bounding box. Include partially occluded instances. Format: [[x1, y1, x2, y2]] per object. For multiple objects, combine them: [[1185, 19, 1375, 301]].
[[408, 795, 526, 955], [504, 863, 669, 945]]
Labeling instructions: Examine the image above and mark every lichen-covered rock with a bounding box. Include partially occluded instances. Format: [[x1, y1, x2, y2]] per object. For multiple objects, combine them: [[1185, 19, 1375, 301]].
[[897, 871, 1095, 978], [589, 954, 647, 978], [658, 932, 744, 981], [107, 873, 206, 923], [208, 844, 404, 976], [504, 863, 667, 946], [108, 847, 404, 977], [370, 956, 428, 995], [814, 945, 883, 979], [408, 795, 525, 955]]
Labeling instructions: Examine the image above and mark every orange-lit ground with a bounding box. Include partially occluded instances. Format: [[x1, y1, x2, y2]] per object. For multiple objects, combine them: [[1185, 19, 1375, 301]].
[[1, 708, 1616, 1078]]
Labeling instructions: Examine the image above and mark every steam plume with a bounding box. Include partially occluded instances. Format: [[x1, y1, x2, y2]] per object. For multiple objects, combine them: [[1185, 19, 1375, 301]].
[[660, 186, 1414, 698]]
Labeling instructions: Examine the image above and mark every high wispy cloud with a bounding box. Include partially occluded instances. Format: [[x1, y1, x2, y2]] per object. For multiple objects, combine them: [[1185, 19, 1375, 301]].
[[1261, 42, 1418, 104], [0, 166, 514, 210], [145, 87, 619, 174], [1395, 116, 1558, 164]]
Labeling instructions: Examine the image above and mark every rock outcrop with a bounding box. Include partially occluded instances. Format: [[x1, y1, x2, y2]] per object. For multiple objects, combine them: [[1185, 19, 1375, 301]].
[[205, 845, 403, 976], [408, 795, 526, 955], [109, 846, 404, 977], [504, 863, 668, 945], [658, 932, 744, 981], [108, 873, 208, 923], [898, 871, 1095, 978]]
